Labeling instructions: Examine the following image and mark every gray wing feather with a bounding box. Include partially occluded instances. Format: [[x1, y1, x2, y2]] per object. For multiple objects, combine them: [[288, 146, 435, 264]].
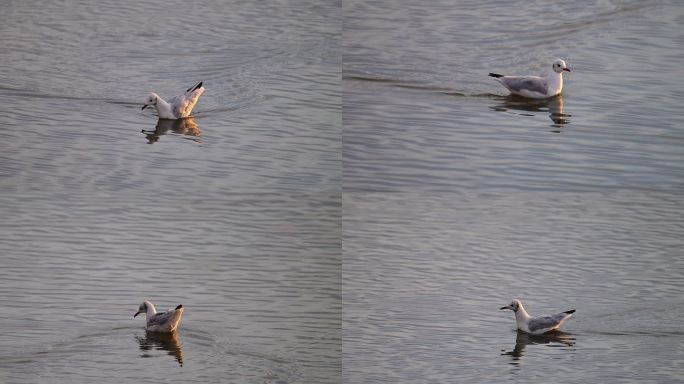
[[502, 76, 548, 95], [169, 87, 205, 118], [528, 312, 569, 333], [147, 310, 175, 326]]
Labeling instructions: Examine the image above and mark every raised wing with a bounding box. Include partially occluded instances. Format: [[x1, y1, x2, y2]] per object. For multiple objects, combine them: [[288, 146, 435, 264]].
[[186, 81, 202, 93], [169, 82, 205, 118]]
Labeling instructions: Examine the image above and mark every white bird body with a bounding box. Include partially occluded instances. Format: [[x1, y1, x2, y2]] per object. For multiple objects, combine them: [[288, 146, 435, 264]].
[[142, 81, 205, 119], [134, 300, 184, 333], [501, 299, 574, 335], [489, 59, 570, 99]]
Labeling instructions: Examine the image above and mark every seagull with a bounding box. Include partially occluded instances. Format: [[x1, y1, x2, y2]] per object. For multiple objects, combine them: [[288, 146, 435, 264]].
[[489, 59, 571, 99], [142, 81, 205, 119], [134, 300, 184, 332], [500, 299, 575, 335]]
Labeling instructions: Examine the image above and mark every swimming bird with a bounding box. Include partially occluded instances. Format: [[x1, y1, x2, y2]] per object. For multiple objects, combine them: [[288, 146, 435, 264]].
[[142, 81, 205, 119], [500, 299, 575, 335], [134, 300, 184, 332], [489, 59, 570, 99]]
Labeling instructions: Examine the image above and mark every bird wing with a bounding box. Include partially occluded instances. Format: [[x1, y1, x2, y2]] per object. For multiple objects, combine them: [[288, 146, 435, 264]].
[[501, 76, 548, 95], [147, 309, 176, 327], [169, 82, 205, 118], [528, 311, 573, 333], [186, 81, 202, 93]]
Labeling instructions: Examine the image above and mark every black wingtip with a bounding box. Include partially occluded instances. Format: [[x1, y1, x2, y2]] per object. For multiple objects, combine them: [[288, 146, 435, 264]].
[[489, 73, 503, 78], [565, 309, 576, 314], [186, 81, 203, 92], [175, 304, 183, 310]]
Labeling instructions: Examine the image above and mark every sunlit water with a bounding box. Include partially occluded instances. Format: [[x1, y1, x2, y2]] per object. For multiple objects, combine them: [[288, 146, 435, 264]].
[[343, 0, 684, 383], [2, 0, 684, 382], [0, 0, 340, 383], [343, 192, 684, 382], [344, 0, 684, 192]]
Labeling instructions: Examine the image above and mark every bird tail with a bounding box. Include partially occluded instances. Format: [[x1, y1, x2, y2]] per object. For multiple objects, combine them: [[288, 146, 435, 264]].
[[488, 73, 503, 78], [186, 81, 203, 92], [175, 304, 183, 310]]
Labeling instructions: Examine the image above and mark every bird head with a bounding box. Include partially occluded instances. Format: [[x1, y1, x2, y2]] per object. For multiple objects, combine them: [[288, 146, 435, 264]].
[[500, 299, 523, 312], [142, 93, 160, 111], [552, 59, 571, 74]]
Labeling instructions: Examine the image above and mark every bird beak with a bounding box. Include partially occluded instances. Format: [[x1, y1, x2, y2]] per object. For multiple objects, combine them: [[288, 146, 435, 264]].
[[141, 104, 148, 111], [134, 310, 141, 318], [500, 306, 510, 310], [563, 68, 571, 72]]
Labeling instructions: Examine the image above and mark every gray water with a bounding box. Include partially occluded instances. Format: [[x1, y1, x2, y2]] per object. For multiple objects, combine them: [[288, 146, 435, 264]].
[[344, 0, 684, 192], [343, 192, 684, 382], [0, 0, 340, 383], [342, 0, 684, 383], [2, 0, 684, 383]]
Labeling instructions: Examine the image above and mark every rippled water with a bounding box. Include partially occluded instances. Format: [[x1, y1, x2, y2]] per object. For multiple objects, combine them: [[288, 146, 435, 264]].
[[0, 0, 340, 383], [2, 0, 684, 383], [1, 192, 340, 383], [343, 192, 684, 382], [342, 0, 684, 383], [344, 0, 684, 192], [0, 0, 340, 194]]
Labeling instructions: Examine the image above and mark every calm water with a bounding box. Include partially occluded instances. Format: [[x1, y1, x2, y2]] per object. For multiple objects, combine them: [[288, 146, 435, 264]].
[[343, 0, 684, 383], [344, 0, 684, 192], [0, 0, 340, 383], [343, 192, 684, 382], [2, 0, 684, 383]]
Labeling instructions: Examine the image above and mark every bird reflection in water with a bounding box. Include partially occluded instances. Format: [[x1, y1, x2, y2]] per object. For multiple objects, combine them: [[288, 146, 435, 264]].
[[501, 330, 575, 364], [142, 117, 201, 144], [136, 330, 184, 366], [491, 94, 570, 131]]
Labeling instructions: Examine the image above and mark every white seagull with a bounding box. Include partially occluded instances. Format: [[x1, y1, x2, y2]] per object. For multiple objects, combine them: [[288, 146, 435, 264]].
[[500, 299, 575, 335], [489, 59, 571, 99], [134, 300, 184, 332], [142, 81, 205, 119]]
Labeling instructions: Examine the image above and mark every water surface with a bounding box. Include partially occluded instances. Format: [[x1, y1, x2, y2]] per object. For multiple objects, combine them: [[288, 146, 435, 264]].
[[343, 191, 684, 383], [0, 0, 340, 383], [343, 0, 684, 382], [343, 0, 684, 192]]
